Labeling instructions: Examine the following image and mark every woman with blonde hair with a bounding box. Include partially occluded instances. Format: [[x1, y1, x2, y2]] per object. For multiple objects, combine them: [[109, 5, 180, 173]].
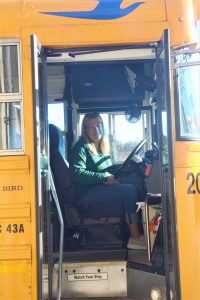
[[70, 112, 145, 250]]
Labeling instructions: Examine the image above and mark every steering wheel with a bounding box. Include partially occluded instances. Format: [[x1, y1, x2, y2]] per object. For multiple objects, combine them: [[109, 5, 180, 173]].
[[114, 139, 147, 178]]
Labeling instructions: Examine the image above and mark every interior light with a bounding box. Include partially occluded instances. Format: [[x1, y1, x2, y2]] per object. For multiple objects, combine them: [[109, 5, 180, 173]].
[[150, 287, 161, 300], [84, 82, 93, 87]]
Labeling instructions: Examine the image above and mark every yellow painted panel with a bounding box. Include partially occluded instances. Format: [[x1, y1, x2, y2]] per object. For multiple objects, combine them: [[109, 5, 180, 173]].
[[0, 218, 31, 246], [175, 167, 200, 300], [175, 141, 200, 168], [0, 260, 31, 300], [0, 173, 30, 204], [0, 156, 30, 173], [22, 21, 168, 49], [0, 204, 30, 219], [23, 0, 166, 26], [1, 0, 198, 47], [166, 0, 198, 47], [0, 245, 31, 261]]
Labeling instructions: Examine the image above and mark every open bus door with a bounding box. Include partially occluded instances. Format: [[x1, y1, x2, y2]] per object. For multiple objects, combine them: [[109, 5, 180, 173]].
[[156, 29, 181, 300], [157, 29, 200, 300], [31, 34, 64, 300], [127, 29, 181, 300], [31, 34, 48, 300]]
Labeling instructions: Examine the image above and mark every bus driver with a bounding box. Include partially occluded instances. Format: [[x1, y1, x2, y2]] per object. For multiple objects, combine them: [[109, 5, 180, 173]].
[[69, 112, 146, 250]]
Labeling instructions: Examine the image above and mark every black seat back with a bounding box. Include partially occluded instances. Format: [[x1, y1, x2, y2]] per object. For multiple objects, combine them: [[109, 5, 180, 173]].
[[49, 124, 75, 211]]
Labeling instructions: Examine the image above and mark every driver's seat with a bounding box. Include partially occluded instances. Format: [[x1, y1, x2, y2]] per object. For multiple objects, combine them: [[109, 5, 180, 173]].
[[49, 124, 126, 250]]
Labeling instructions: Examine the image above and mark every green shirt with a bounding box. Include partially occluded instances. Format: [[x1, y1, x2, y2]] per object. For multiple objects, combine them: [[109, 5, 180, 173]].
[[69, 138, 112, 201]]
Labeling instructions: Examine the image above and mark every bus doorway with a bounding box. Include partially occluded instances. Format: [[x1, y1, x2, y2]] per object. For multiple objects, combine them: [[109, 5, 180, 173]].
[[34, 31, 180, 300]]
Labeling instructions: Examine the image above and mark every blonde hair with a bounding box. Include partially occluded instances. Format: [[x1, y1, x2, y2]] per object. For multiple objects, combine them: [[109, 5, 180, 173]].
[[81, 113, 110, 156]]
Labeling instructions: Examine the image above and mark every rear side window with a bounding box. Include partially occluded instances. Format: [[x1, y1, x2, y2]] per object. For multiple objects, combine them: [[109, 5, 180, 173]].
[[0, 41, 24, 153]]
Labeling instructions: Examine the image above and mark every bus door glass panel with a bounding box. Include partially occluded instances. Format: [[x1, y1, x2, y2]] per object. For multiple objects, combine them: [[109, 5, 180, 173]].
[[142, 109, 152, 149], [0, 44, 23, 151], [48, 102, 66, 157], [48, 102, 65, 131], [156, 48, 169, 166], [174, 50, 200, 140], [156, 29, 180, 299]]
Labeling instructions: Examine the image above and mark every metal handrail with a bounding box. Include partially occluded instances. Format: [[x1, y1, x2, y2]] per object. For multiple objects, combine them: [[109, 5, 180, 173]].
[[49, 169, 64, 300], [145, 200, 151, 262]]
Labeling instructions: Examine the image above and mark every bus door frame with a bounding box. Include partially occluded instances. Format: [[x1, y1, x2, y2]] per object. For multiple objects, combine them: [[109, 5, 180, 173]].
[[156, 29, 181, 300], [31, 34, 52, 300]]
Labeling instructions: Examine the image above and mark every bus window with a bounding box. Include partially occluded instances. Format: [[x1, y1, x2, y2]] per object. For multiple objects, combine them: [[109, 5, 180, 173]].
[[0, 44, 20, 93], [48, 102, 65, 130], [78, 113, 109, 134], [175, 51, 200, 140], [110, 113, 144, 163], [0, 102, 22, 149], [48, 102, 67, 157], [0, 42, 23, 152], [78, 112, 146, 163]]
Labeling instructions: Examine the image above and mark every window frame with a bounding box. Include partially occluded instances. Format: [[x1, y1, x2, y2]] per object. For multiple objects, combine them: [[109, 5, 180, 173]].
[[0, 39, 24, 155]]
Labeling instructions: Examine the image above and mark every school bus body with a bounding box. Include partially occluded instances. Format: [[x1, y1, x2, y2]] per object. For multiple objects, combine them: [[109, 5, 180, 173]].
[[0, 0, 198, 47], [0, 1, 200, 300]]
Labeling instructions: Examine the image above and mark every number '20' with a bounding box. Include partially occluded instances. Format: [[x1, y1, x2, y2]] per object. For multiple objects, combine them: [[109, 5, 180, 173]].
[[187, 172, 200, 194]]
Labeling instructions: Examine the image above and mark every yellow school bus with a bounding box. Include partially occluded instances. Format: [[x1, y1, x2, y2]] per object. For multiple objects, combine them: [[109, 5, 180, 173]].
[[0, 1, 200, 299]]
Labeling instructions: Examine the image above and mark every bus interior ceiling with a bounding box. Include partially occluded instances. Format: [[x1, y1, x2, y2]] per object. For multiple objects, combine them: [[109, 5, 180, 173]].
[[46, 47, 156, 112]]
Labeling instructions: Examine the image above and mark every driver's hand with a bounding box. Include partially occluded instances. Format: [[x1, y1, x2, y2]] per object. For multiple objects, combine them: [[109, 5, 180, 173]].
[[104, 174, 119, 185]]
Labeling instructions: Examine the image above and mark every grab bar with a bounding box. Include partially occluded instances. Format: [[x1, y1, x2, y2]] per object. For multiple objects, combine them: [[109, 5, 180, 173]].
[[49, 169, 64, 300]]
